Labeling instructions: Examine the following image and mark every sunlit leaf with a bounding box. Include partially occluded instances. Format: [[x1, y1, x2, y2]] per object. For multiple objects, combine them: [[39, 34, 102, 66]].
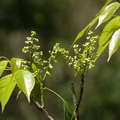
[[96, 0, 112, 16], [96, 2, 120, 28], [97, 16, 120, 58], [71, 16, 99, 46], [108, 28, 120, 61], [97, 41, 110, 59], [14, 70, 35, 102], [71, 1, 120, 46], [98, 16, 120, 48], [63, 100, 74, 120], [0, 74, 16, 112], [11, 58, 22, 74], [72, 0, 119, 46], [0, 60, 9, 76]]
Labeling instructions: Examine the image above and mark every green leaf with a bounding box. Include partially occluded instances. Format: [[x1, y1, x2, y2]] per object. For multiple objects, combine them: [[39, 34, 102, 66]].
[[108, 28, 120, 61], [96, 0, 112, 16], [98, 16, 120, 47], [0, 60, 9, 76], [44, 87, 74, 120], [63, 100, 74, 120], [11, 58, 22, 74], [14, 70, 35, 102], [97, 41, 110, 59], [71, 16, 99, 46], [96, 2, 120, 28], [97, 16, 120, 58], [32, 63, 37, 71], [71, 0, 116, 46], [0, 74, 16, 112], [31, 83, 40, 98]]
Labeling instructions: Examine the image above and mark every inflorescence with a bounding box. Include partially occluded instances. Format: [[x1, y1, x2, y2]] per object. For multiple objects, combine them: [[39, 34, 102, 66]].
[[21, 30, 98, 80]]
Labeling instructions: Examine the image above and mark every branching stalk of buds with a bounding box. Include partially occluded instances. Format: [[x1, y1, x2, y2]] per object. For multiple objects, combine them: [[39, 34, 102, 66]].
[[21, 30, 98, 120]]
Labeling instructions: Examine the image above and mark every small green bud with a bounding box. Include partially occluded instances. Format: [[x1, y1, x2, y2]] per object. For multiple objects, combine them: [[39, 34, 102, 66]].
[[31, 31, 36, 37], [88, 30, 93, 35], [49, 64, 53, 69], [46, 71, 52, 76]]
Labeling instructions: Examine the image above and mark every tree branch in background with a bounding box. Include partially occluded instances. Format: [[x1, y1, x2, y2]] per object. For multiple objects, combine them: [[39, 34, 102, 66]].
[[31, 97, 54, 120]]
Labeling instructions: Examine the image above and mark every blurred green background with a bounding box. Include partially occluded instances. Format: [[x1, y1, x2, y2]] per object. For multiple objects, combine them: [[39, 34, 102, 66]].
[[0, 0, 120, 120]]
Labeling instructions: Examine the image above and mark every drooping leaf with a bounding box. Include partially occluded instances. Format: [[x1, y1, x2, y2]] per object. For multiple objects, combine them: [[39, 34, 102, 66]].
[[96, 0, 112, 16], [96, 2, 120, 28], [97, 16, 120, 58], [71, 16, 99, 46], [14, 70, 35, 102], [0, 74, 16, 112], [63, 100, 74, 120], [108, 28, 120, 61], [72, 0, 118, 45], [44, 87, 75, 120], [98, 16, 120, 47], [71, 1, 120, 46], [97, 41, 110, 59], [11, 58, 22, 74], [0, 60, 9, 76]]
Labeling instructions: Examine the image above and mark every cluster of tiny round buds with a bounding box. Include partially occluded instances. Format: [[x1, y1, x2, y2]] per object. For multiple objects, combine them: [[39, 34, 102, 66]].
[[22, 46, 30, 53], [49, 64, 53, 69], [32, 45, 40, 50], [46, 71, 52, 76], [25, 40, 33, 44], [31, 31, 36, 37], [88, 30, 93, 35], [21, 30, 98, 80]]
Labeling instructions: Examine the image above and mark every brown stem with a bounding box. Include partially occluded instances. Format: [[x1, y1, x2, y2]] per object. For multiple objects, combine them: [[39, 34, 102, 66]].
[[31, 97, 54, 120], [72, 77, 84, 120]]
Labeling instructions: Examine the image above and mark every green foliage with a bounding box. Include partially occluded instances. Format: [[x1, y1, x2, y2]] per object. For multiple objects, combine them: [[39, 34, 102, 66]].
[[108, 28, 120, 61], [73, 0, 120, 61], [0, 57, 35, 111], [44, 87, 74, 120], [0, 29, 97, 119], [0, 0, 120, 119], [11, 58, 22, 74], [96, 2, 120, 28], [97, 16, 120, 57], [63, 101, 74, 120], [14, 70, 35, 102], [71, 17, 99, 46], [0, 74, 16, 112], [0, 60, 8, 76]]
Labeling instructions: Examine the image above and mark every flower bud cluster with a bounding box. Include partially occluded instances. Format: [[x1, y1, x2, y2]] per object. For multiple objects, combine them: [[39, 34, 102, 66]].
[[21, 30, 98, 80], [22, 31, 40, 54], [42, 43, 61, 78], [78, 30, 98, 76], [21, 31, 44, 76], [21, 32, 62, 79], [59, 30, 98, 77]]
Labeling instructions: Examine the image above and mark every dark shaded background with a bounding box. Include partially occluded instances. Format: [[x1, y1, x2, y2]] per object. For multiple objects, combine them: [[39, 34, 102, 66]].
[[0, 0, 120, 120]]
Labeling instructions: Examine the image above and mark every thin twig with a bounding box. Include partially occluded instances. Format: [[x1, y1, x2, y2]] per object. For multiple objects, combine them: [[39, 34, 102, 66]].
[[72, 77, 84, 120], [77, 77, 84, 110], [71, 82, 77, 107], [31, 97, 54, 120], [71, 82, 79, 120]]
